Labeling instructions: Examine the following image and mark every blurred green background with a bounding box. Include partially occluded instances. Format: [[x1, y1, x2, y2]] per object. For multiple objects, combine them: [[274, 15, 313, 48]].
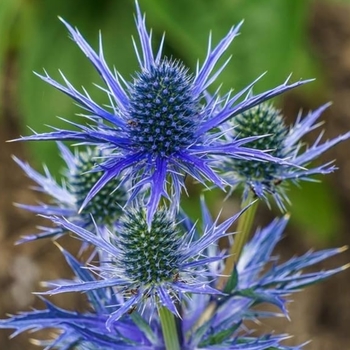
[[2, 0, 350, 349]]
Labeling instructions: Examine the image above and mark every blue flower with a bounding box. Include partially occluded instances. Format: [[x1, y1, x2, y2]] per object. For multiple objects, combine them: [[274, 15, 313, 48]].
[[1, 213, 344, 349], [18, 1, 310, 224], [37, 204, 244, 330], [14, 142, 128, 243], [219, 103, 350, 208]]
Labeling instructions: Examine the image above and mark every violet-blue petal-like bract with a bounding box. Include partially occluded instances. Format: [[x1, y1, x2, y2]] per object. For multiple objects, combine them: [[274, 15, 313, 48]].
[[18, 1, 311, 224]]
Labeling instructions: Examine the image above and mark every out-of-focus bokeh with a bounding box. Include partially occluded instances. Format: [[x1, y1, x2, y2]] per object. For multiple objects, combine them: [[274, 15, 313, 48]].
[[1, 0, 350, 348]]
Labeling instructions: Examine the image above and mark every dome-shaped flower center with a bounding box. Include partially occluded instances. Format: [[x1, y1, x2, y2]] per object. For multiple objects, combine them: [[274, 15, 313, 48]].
[[128, 59, 199, 156], [231, 104, 288, 180], [118, 209, 180, 285], [70, 149, 127, 227]]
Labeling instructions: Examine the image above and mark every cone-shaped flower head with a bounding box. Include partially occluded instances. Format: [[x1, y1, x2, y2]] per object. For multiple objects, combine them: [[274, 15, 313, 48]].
[[231, 104, 289, 180], [14, 143, 128, 243], [40, 203, 243, 330], [128, 58, 198, 157], [118, 209, 181, 285], [221, 103, 350, 208], [18, 1, 311, 225], [70, 147, 128, 226]]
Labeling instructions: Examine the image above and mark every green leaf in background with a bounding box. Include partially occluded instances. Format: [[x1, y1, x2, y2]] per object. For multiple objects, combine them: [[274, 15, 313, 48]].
[[287, 179, 343, 244], [0, 0, 22, 121]]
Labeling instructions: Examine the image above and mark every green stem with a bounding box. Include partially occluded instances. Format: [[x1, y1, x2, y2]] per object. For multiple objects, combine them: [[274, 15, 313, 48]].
[[217, 193, 258, 289], [159, 306, 180, 350], [194, 193, 259, 328], [232, 193, 258, 260]]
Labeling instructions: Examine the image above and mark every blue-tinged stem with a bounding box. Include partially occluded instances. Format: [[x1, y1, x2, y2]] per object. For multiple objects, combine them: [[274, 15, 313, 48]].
[[159, 306, 180, 350]]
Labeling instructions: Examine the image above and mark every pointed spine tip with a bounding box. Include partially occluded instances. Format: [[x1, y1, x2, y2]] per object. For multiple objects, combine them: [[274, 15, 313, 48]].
[[283, 213, 291, 220], [341, 263, 350, 271], [53, 241, 64, 252], [338, 245, 349, 253]]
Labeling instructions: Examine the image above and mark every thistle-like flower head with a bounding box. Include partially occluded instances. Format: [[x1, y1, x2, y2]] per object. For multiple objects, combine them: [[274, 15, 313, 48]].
[[14, 143, 128, 243], [118, 209, 182, 286], [221, 103, 350, 208], [128, 58, 198, 157], [39, 203, 242, 330], [1, 215, 345, 349], [19, 1, 311, 224], [231, 104, 289, 180]]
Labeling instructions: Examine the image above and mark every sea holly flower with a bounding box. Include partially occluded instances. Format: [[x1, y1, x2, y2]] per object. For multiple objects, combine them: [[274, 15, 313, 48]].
[[14, 142, 128, 243], [18, 1, 311, 224], [219, 103, 350, 208], [37, 203, 245, 330], [1, 216, 344, 349]]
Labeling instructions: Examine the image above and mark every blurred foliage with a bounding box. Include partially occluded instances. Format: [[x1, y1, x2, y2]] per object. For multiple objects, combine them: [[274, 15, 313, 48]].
[[0, 0, 343, 241]]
